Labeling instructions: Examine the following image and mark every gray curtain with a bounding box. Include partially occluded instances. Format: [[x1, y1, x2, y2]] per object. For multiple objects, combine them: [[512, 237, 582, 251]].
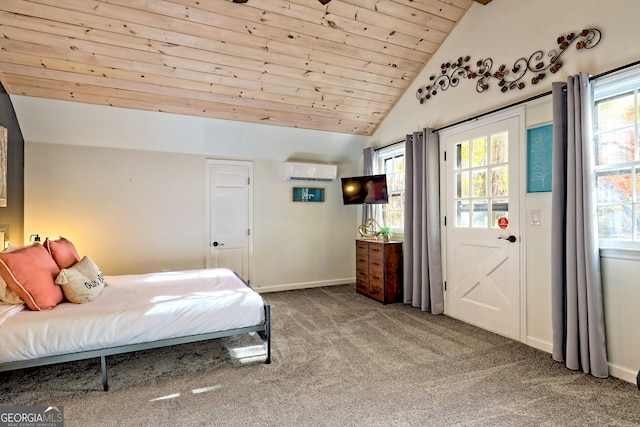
[[403, 129, 444, 313], [551, 74, 608, 378], [362, 147, 375, 224]]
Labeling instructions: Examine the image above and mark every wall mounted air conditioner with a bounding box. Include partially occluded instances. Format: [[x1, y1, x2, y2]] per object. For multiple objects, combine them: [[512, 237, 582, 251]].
[[283, 162, 337, 181]]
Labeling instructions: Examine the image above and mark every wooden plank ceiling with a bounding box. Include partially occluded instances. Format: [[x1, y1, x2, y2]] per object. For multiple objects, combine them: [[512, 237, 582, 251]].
[[0, 0, 487, 136]]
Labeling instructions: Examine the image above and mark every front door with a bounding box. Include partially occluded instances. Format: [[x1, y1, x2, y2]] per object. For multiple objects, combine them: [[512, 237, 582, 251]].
[[207, 160, 253, 282], [442, 111, 523, 340]]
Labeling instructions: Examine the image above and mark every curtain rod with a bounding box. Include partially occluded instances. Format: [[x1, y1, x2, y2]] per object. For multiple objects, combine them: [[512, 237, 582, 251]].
[[374, 139, 404, 151], [590, 58, 640, 81], [432, 59, 640, 133]]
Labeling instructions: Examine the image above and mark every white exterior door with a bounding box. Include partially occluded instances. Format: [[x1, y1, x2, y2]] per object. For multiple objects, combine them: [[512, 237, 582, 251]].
[[442, 110, 523, 340], [207, 160, 253, 282]]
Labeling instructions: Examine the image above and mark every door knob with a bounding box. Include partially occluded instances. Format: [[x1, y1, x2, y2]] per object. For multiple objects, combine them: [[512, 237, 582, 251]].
[[212, 241, 225, 247], [498, 235, 517, 243]]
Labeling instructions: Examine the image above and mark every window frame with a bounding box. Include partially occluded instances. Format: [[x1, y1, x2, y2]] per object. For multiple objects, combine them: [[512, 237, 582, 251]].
[[376, 144, 405, 238], [593, 66, 640, 251]]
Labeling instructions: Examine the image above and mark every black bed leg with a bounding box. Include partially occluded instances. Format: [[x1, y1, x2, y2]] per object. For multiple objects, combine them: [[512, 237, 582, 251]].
[[264, 304, 271, 364], [101, 355, 109, 391]]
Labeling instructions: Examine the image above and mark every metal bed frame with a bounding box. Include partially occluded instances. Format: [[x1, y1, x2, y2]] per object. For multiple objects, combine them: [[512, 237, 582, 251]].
[[0, 303, 271, 391]]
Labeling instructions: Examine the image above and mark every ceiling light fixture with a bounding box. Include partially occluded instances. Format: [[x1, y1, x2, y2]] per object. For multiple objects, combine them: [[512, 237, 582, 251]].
[[232, 0, 248, 3], [318, 0, 331, 4]]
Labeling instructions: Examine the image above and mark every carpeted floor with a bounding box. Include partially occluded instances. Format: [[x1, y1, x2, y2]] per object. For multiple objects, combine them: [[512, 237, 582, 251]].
[[1, 284, 639, 426]]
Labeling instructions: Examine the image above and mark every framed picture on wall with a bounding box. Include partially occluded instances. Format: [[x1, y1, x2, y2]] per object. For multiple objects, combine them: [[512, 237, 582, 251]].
[[527, 123, 553, 193], [292, 187, 325, 202]]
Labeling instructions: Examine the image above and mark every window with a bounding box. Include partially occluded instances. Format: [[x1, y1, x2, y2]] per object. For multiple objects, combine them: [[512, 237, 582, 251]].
[[453, 132, 509, 229], [376, 145, 405, 236], [593, 66, 640, 247]]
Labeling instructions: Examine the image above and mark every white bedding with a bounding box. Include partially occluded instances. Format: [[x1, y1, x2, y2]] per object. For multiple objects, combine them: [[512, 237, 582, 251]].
[[0, 303, 25, 325], [0, 268, 265, 364]]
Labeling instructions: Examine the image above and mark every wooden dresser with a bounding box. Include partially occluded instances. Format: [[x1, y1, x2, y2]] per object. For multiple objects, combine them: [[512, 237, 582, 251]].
[[355, 240, 402, 304]]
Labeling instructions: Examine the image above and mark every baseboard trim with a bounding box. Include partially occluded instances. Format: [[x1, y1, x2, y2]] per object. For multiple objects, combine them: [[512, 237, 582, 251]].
[[608, 363, 638, 385], [254, 278, 355, 293], [526, 336, 552, 354], [525, 339, 638, 385]]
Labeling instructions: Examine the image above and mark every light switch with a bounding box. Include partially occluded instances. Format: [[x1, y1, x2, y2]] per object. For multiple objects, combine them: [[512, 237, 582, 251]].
[[530, 209, 542, 226]]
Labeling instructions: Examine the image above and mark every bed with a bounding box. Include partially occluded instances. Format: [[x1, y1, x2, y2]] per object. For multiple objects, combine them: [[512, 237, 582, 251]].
[[0, 267, 271, 391]]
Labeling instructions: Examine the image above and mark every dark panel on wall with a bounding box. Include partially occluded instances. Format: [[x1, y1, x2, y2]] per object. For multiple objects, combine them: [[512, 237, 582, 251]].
[[0, 83, 25, 246]]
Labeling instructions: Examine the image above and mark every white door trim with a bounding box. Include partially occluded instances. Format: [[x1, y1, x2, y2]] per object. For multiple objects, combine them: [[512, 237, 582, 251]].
[[205, 159, 254, 283], [438, 106, 527, 343]]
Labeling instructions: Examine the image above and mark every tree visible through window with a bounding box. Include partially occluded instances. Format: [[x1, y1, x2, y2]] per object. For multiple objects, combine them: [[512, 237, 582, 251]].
[[377, 146, 405, 236], [594, 68, 640, 245], [454, 132, 509, 228]]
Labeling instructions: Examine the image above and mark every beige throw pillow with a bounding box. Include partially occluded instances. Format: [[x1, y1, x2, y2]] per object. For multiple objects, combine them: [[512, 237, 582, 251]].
[[0, 275, 23, 304], [55, 256, 106, 304]]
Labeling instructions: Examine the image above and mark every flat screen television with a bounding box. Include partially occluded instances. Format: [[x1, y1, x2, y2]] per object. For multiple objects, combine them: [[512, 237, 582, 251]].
[[341, 174, 388, 205]]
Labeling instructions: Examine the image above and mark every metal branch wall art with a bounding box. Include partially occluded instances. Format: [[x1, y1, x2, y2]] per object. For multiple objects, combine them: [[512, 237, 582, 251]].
[[415, 28, 602, 104]]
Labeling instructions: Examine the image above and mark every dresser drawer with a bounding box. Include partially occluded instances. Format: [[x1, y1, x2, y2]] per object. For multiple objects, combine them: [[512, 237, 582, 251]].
[[356, 241, 369, 255], [368, 267, 384, 286], [368, 257, 384, 274], [356, 255, 369, 271], [367, 243, 384, 259], [356, 279, 369, 294], [368, 275, 384, 300], [356, 266, 368, 282]]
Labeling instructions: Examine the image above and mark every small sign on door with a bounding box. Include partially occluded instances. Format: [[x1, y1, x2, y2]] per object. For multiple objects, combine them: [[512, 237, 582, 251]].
[[497, 216, 509, 229]]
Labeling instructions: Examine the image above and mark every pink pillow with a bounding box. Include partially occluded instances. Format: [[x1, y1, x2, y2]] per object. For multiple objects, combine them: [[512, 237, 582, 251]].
[[44, 237, 81, 269], [0, 243, 63, 311]]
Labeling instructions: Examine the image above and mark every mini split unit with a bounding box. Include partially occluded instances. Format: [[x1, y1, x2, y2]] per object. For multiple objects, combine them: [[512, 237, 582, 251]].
[[283, 162, 337, 181]]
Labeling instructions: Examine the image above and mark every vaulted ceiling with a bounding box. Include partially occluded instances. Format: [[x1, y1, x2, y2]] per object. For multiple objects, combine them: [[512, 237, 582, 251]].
[[0, 0, 490, 135]]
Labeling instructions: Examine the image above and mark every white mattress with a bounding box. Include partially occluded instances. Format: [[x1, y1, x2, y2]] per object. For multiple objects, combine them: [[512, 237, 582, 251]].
[[0, 268, 265, 363]]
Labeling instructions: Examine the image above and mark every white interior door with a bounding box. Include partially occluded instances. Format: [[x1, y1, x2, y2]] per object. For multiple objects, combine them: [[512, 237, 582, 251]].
[[442, 112, 523, 340], [207, 160, 253, 282]]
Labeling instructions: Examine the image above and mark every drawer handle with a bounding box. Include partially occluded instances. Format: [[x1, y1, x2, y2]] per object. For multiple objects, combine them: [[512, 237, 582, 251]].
[[371, 262, 380, 266], [372, 276, 381, 280]]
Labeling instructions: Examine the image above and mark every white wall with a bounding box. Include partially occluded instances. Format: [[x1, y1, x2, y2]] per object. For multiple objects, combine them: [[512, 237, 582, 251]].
[[370, 0, 640, 383], [373, 0, 638, 142], [16, 97, 366, 291]]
